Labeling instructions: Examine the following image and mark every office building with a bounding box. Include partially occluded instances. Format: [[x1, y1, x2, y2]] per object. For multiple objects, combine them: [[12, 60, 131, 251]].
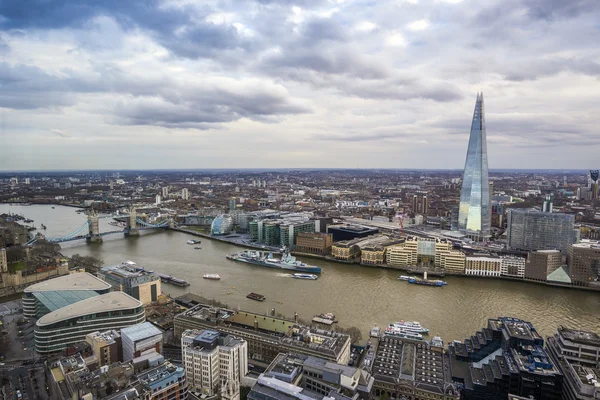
[[412, 194, 429, 215], [280, 220, 318, 248], [249, 352, 373, 400], [181, 187, 190, 200], [500, 256, 526, 278], [524, 250, 563, 282], [295, 232, 333, 255], [211, 214, 234, 235], [86, 330, 122, 367], [249, 213, 319, 247], [568, 242, 600, 287], [456, 93, 491, 241], [121, 322, 164, 361], [97, 261, 161, 305], [438, 250, 467, 274], [507, 209, 577, 252], [542, 193, 554, 213], [546, 327, 600, 400], [136, 360, 188, 400], [465, 256, 501, 277], [448, 317, 563, 400], [35, 291, 145, 354], [175, 304, 351, 365], [326, 224, 379, 241], [181, 329, 248, 397], [591, 170, 599, 200], [371, 333, 459, 399], [22, 272, 112, 318], [386, 237, 452, 268]]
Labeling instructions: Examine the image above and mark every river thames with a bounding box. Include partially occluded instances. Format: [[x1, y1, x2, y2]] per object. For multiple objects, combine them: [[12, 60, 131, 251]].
[[2, 204, 598, 342]]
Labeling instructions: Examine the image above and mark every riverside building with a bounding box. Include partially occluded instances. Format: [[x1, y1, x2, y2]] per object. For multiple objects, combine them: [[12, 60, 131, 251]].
[[568, 242, 600, 287], [97, 261, 161, 305], [546, 327, 600, 400], [35, 291, 145, 354], [23, 272, 111, 318], [525, 250, 563, 282], [174, 304, 351, 365], [465, 255, 501, 277], [294, 232, 333, 255]]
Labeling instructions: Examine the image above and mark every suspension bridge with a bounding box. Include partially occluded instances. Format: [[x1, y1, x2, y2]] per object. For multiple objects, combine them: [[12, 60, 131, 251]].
[[26, 209, 176, 245]]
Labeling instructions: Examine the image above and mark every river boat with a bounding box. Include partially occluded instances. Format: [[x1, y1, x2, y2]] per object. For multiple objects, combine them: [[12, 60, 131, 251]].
[[398, 275, 418, 281], [384, 327, 424, 340], [157, 273, 171, 283], [186, 240, 196, 245], [24, 219, 33, 223], [390, 321, 429, 334], [227, 248, 322, 274], [194, 246, 201, 250], [169, 277, 190, 287], [247, 292, 266, 301], [203, 274, 221, 280], [369, 326, 381, 338], [292, 273, 318, 280], [408, 277, 447, 287]]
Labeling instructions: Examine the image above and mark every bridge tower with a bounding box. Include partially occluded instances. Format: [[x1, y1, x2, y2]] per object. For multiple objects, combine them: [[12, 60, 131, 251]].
[[168, 218, 175, 229], [125, 208, 140, 237], [87, 210, 103, 243]]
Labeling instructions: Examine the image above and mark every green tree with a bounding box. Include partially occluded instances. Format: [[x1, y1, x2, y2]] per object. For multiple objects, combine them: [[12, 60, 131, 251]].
[[69, 254, 104, 273]]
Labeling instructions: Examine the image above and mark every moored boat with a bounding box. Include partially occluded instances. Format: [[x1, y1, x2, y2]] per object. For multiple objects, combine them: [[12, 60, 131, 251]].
[[390, 320, 429, 334], [384, 326, 424, 340], [227, 248, 322, 274], [169, 277, 190, 287]]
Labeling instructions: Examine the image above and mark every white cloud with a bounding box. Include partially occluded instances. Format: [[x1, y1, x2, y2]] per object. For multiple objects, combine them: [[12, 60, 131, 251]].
[[355, 21, 378, 33], [406, 19, 430, 31], [50, 129, 72, 138], [385, 31, 408, 47]]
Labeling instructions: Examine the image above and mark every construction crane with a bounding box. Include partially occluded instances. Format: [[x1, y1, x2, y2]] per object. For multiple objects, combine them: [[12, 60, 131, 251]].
[[396, 206, 406, 233]]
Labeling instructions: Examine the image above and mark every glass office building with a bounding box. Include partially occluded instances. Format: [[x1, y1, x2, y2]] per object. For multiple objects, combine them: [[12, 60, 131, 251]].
[[507, 209, 577, 252], [211, 214, 234, 235], [457, 93, 491, 241]]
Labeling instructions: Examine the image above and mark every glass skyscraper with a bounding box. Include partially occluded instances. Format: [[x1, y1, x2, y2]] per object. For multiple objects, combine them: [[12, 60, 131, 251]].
[[457, 93, 491, 241]]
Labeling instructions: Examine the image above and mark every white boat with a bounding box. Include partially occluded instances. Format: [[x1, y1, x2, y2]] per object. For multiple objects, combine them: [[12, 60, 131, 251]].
[[292, 273, 318, 280], [384, 327, 423, 340], [390, 320, 429, 334], [186, 240, 195, 244], [203, 274, 221, 280]]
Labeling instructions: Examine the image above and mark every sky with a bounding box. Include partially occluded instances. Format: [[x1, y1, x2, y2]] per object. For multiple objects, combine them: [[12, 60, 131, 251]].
[[1, 0, 599, 171]]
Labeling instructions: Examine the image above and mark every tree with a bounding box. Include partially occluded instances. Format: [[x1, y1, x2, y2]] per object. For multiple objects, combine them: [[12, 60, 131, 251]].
[[69, 254, 104, 273], [334, 325, 363, 344]]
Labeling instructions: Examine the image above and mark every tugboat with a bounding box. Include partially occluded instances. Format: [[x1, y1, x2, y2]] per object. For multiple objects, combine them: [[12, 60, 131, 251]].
[[246, 292, 266, 301]]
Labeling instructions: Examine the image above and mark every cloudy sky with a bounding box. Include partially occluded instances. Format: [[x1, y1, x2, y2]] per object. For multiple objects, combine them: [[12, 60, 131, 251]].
[[1, 0, 599, 171]]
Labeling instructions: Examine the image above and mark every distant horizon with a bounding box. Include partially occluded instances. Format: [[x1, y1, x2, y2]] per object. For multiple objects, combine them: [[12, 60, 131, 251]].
[[0, 167, 593, 175]]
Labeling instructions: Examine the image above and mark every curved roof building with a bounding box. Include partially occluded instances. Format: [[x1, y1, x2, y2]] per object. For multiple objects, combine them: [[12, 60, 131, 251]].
[[211, 214, 234, 235], [35, 291, 145, 354], [23, 272, 112, 318]]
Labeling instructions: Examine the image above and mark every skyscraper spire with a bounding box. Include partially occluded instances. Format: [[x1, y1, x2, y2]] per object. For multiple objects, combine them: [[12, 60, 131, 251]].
[[456, 92, 491, 241]]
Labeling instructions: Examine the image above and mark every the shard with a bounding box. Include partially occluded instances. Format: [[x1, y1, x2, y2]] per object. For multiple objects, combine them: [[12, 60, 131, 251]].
[[457, 92, 491, 241]]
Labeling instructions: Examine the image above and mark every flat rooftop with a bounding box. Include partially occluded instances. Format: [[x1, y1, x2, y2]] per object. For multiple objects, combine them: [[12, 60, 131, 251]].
[[121, 322, 162, 341], [558, 326, 600, 346], [24, 272, 111, 293], [37, 292, 142, 326]]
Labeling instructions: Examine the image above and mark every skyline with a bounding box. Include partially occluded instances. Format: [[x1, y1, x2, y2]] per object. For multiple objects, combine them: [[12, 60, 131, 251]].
[[1, 0, 600, 171]]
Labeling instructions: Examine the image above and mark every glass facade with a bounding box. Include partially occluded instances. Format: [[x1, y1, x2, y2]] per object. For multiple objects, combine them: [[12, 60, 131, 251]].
[[211, 214, 234, 235], [457, 93, 491, 240], [507, 209, 576, 252]]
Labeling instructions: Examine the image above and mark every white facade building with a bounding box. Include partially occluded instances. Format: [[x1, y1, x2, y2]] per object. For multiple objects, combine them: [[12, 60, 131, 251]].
[[500, 256, 526, 278], [181, 329, 248, 398], [181, 188, 190, 200]]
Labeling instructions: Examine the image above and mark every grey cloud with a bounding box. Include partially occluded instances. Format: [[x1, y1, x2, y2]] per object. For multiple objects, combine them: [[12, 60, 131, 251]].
[[50, 129, 72, 138], [521, 0, 599, 20], [503, 58, 600, 81]]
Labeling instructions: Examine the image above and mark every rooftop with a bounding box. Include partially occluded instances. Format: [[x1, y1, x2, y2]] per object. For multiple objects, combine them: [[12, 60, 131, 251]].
[[33, 290, 99, 313], [558, 326, 600, 346], [37, 291, 142, 326], [24, 272, 111, 293], [121, 322, 162, 341]]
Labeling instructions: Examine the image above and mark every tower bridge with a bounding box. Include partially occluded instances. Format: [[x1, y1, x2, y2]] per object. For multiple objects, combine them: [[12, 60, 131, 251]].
[[26, 209, 175, 245]]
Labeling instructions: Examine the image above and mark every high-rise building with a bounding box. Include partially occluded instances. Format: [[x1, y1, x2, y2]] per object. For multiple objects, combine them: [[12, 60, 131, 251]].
[[590, 170, 599, 200], [456, 93, 491, 241], [412, 194, 428, 215], [181, 329, 248, 398], [155, 194, 161, 205], [181, 187, 190, 200], [161, 186, 169, 197], [507, 209, 577, 253], [542, 193, 554, 213]]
